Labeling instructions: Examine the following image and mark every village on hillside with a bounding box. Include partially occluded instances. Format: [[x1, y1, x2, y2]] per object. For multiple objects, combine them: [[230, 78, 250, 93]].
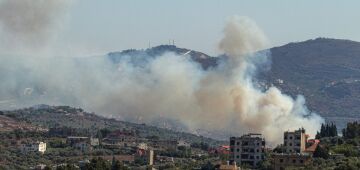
[[1, 106, 360, 170]]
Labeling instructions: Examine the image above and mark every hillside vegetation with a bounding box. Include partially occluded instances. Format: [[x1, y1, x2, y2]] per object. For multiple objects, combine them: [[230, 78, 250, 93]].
[[2, 105, 222, 145], [109, 38, 360, 130]]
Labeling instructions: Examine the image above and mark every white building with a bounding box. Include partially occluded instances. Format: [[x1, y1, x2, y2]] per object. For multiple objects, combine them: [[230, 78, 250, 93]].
[[177, 140, 190, 147], [137, 142, 148, 150], [284, 128, 307, 153], [90, 137, 100, 146], [230, 133, 265, 167], [148, 149, 154, 166], [21, 141, 46, 154]]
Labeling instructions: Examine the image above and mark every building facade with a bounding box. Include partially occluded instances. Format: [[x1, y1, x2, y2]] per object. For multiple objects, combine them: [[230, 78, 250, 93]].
[[102, 130, 137, 147], [66, 136, 99, 151], [284, 128, 307, 153], [272, 153, 312, 170], [230, 133, 265, 167], [21, 141, 46, 154]]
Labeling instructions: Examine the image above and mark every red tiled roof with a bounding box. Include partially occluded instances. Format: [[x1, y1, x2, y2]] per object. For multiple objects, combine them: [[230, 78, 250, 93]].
[[305, 139, 320, 152], [221, 145, 230, 149]]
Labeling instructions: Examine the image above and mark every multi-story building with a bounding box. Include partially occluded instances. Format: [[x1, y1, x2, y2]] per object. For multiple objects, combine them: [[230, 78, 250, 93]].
[[20, 141, 46, 154], [271, 128, 314, 170], [283, 128, 307, 153], [102, 130, 137, 147], [230, 133, 265, 167]]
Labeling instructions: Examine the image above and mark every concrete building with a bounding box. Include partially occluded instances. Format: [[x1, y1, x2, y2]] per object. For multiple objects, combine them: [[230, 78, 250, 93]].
[[102, 130, 137, 147], [66, 136, 99, 151], [148, 149, 154, 166], [137, 142, 148, 150], [20, 141, 46, 154], [284, 128, 307, 153], [177, 139, 191, 147], [271, 153, 312, 170], [230, 133, 265, 167]]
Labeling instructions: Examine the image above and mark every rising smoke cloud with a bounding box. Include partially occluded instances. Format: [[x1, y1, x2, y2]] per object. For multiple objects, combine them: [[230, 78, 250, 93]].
[[0, 5, 323, 145], [0, 0, 70, 53]]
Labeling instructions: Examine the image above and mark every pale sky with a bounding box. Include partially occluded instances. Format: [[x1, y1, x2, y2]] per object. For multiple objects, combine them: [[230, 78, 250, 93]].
[[54, 0, 360, 56]]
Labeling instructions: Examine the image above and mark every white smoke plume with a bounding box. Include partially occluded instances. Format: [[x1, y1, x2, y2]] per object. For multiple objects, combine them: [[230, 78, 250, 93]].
[[0, 11, 323, 145]]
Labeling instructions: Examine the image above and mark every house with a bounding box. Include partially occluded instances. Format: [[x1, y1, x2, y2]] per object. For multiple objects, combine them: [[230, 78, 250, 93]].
[[271, 153, 312, 170], [35, 164, 47, 170], [137, 142, 148, 150], [209, 145, 230, 155], [102, 130, 137, 147], [229, 133, 265, 168], [283, 128, 307, 153], [177, 140, 191, 147], [271, 128, 314, 170], [20, 141, 46, 154], [66, 136, 99, 151], [304, 139, 320, 154]]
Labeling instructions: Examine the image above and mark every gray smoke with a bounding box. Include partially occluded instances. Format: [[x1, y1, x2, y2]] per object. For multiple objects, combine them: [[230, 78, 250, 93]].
[[0, 12, 323, 145], [0, 0, 70, 52]]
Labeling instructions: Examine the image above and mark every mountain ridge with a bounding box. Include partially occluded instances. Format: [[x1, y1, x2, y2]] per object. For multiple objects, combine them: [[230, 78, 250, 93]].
[[107, 38, 360, 130]]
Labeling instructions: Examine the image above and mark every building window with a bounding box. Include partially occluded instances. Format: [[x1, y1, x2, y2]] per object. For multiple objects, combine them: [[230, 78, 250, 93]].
[[292, 159, 296, 163], [230, 148, 234, 152], [280, 159, 284, 163], [290, 136, 293, 140], [256, 149, 259, 152], [289, 143, 292, 146], [300, 160, 304, 163], [230, 140, 235, 145], [256, 156, 259, 159], [237, 148, 240, 152], [237, 142, 240, 145], [236, 155, 239, 158]]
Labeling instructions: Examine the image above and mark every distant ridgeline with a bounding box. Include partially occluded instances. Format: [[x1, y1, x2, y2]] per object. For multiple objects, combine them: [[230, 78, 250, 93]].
[[107, 38, 360, 131], [107, 45, 219, 69], [1, 105, 222, 145]]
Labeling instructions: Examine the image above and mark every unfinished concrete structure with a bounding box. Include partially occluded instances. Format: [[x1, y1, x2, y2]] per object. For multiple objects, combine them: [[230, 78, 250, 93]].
[[283, 128, 307, 153], [229, 133, 265, 167]]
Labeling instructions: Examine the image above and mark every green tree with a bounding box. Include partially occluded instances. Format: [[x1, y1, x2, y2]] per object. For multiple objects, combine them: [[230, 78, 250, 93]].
[[111, 158, 127, 170], [84, 157, 111, 170], [313, 145, 329, 159]]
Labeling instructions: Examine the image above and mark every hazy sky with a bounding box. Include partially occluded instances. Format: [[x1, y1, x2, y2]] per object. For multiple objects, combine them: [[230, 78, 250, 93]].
[[54, 0, 360, 56]]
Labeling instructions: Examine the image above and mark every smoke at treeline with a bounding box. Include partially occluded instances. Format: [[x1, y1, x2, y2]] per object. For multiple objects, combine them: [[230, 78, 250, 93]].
[[0, 1, 323, 145]]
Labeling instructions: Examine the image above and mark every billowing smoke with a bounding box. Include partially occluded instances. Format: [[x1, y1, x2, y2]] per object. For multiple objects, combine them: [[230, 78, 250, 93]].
[[0, 0, 70, 53], [0, 11, 323, 145]]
